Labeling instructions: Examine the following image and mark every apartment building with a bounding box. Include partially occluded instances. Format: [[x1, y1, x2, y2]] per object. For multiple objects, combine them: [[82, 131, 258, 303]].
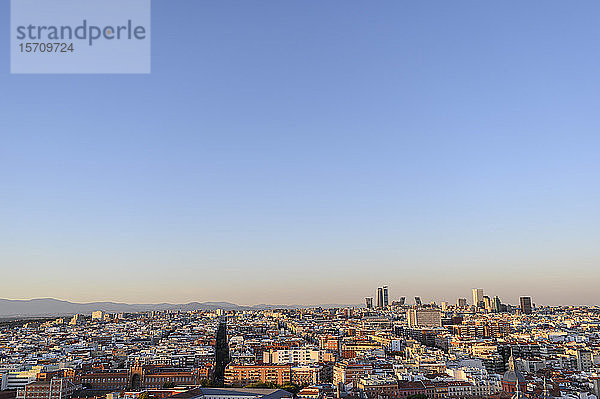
[[262, 348, 319, 365], [332, 361, 373, 387], [224, 365, 291, 386], [16, 378, 78, 399]]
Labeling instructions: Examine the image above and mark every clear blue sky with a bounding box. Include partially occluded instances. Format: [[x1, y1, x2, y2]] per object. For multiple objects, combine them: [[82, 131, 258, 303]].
[[1, 1, 599, 306]]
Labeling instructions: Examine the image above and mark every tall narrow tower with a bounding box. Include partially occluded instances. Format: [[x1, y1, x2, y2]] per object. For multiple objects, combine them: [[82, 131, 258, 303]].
[[519, 296, 533, 314], [382, 286, 389, 307], [472, 288, 484, 307], [376, 287, 383, 308]]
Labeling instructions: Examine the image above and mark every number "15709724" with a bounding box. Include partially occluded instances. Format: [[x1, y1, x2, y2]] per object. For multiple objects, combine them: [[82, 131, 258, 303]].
[[19, 42, 74, 52]]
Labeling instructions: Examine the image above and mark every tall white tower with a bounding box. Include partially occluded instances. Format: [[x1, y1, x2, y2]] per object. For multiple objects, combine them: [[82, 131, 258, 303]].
[[472, 288, 484, 307]]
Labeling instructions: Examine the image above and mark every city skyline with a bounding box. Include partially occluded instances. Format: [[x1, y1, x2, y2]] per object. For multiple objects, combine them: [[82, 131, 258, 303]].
[[1, 262, 597, 305], [3, 2, 600, 399], [0, 286, 587, 308]]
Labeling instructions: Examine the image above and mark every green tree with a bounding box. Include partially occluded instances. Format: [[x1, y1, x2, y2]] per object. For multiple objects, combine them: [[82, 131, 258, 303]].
[[244, 382, 278, 389], [280, 383, 301, 395]]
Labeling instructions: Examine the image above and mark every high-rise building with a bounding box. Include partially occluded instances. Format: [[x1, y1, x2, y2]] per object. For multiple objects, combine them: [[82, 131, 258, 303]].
[[492, 296, 502, 313], [414, 296, 422, 306], [398, 297, 406, 306], [407, 308, 442, 328], [376, 287, 384, 308], [382, 286, 389, 307], [456, 298, 467, 307], [472, 288, 484, 308], [520, 296, 533, 314], [365, 297, 373, 309], [441, 301, 449, 311], [483, 296, 492, 311]]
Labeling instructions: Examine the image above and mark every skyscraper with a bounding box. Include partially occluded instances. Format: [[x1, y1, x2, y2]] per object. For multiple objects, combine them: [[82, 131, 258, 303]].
[[382, 286, 389, 307], [457, 298, 467, 307], [365, 297, 373, 309], [376, 287, 384, 308], [520, 296, 533, 314], [398, 297, 406, 306], [492, 296, 502, 313], [414, 296, 422, 306], [472, 288, 484, 308], [483, 296, 492, 312]]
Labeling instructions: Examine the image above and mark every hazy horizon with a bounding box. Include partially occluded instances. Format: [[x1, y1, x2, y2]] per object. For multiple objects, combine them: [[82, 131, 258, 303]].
[[2, 284, 598, 307], [2, 1, 599, 306]]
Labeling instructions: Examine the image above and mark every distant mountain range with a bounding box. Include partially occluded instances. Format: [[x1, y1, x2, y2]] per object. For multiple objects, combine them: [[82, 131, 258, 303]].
[[0, 298, 356, 318]]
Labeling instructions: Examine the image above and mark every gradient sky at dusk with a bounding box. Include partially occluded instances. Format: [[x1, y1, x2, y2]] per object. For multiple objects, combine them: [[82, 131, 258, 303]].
[[1, 1, 599, 306]]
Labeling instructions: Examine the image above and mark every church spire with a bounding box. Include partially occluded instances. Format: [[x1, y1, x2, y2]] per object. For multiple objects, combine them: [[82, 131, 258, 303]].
[[509, 347, 517, 371]]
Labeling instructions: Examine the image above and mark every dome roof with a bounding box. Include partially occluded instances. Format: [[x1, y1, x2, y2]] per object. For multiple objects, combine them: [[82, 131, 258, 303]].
[[503, 370, 526, 383], [504, 349, 525, 384]]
